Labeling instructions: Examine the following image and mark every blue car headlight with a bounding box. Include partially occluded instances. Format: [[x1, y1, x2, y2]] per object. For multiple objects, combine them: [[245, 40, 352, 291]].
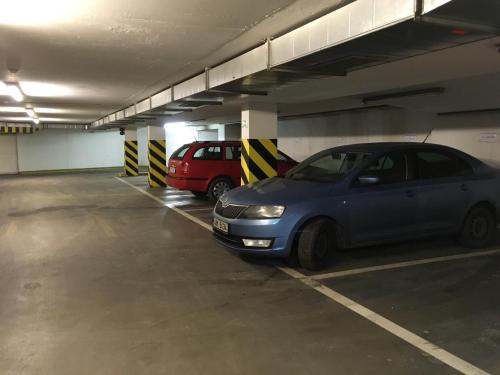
[[240, 205, 286, 219]]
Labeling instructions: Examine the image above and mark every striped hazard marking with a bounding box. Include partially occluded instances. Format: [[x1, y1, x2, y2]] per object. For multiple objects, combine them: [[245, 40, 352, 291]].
[[124, 140, 139, 176], [148, 139, 167, 188], [0, 126, 37, 135], [241, 138, 277, 185]]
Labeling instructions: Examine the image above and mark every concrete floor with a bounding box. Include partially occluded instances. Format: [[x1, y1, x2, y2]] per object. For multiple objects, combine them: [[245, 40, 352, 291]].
[[1, 173, 499, 374]]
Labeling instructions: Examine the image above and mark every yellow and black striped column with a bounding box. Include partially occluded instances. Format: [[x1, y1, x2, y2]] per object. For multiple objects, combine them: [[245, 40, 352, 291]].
[[0, 126, 35, 135], [124, 140, 139, 176], [148, 139, 167, 188], [241, 138, 277, 185]]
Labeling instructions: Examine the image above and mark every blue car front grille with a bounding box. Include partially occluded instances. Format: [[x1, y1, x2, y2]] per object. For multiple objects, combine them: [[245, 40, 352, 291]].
[[215, 201, 247, 219]]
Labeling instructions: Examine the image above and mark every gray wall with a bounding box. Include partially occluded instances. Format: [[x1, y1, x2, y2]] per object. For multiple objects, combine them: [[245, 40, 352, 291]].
[[16, 129, 124, 172], [0, 136, 18, 174], [278, 107, 500, 167], [198, 130, 218, 141]]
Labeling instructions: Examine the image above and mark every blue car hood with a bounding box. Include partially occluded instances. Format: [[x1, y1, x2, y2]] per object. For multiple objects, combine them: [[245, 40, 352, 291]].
[[223, 177, 336, 206]]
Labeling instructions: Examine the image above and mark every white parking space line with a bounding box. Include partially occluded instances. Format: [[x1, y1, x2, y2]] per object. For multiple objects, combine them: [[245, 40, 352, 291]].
[[115, 177, 212, 231], [116, 176, 488, 375], [311, 249, 500, 280], [182, 207, 214, 212], [278, 266, 488, 375]]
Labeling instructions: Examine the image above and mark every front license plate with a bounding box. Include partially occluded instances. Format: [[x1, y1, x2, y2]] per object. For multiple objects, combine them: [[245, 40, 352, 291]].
[[213, 218, 229, 234], [169, 166, 176, 174]]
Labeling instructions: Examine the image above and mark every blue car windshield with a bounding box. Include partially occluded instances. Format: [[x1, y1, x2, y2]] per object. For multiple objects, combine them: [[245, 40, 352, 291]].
[[286, 151, 371, 182]]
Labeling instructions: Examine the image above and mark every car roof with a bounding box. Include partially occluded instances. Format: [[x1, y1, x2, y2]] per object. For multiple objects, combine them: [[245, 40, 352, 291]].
[[328, 142, 484, 167], [331, 142, 458, 153], [188, 141, 239, 146]]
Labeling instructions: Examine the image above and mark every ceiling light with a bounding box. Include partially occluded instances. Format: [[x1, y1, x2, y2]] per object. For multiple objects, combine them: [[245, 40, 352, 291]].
[[19, 81, 73, 97], [5, 84, 24, 102], [0, 116, 32, 122], [39, 117, 79, 122], [0, 106, 26, 113], [0, 0, 84, 26], [32, 118, 40, 125], [34, 107, 70, 114]]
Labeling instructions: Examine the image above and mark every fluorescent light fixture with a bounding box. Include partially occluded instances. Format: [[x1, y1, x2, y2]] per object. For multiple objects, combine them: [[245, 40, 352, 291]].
[[39, 117, 82, 122], [32, 118, 40, 124], [0, 0, 84, 26], [0, 116, 32, 122], [34, 107, 71, 114], [19, 81, 73, 97], [5, 84, 24, 102], [0, 106, 26, 113]]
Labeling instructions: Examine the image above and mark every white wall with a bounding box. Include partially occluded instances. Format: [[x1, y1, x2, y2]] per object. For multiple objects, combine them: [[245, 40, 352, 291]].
[[429, 113, 500, 168], [137, 127, 148, 166], [198, 130, 218, 141], [164, 123, 198, 158], [278, 107, 500, 167], [221, 124, 241, 141], [136, 124, 200, 166], [17, 129, 124, 172], [0, 137, 18, 174]]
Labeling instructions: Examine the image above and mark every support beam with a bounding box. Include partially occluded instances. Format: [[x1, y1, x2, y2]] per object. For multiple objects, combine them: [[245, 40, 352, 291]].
[[241, 103, 278, 186], [147, 126, 167, 188], [124, 130, 139, 177], [209, 88, 268, 96]]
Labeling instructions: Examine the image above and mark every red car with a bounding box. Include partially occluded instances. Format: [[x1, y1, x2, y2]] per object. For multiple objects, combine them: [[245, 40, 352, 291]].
[[166, 141, 298, 201]]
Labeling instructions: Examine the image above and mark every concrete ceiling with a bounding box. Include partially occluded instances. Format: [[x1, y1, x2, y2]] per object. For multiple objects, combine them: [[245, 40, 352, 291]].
[[165, 36, 500, 125], [0, 0, 353, 124]]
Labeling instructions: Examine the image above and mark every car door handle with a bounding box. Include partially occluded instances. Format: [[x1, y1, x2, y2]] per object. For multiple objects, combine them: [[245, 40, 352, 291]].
[[406, 190, 416, 198], [461, 184, 468, 192]]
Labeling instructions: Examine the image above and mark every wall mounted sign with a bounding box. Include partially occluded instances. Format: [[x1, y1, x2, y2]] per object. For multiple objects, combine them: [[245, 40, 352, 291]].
[[479, 133, 499, 143]]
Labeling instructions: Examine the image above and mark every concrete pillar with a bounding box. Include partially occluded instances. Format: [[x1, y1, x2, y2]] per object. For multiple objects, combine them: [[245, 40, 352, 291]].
[[124, 129, 139, 176], [241, 103, 278, 185], [147, 126, 167, 188]]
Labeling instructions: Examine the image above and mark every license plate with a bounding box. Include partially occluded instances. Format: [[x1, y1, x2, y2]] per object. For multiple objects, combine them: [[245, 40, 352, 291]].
[[213, 218, 229, 234], [169, 166, 176, 174]]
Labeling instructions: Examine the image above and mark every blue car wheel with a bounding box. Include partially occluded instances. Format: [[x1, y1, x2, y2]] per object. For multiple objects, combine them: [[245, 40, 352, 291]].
[[297, 218, 336, 270], [458, 205, 496, 248]]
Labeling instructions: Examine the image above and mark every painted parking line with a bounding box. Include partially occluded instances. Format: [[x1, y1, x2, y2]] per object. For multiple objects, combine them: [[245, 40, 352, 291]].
[[115, 176, 488, 375], [182, 207, 214, 212], [278, 266, 488, 375], [311, 248, 500, 281], [115, 177, 212, 231]]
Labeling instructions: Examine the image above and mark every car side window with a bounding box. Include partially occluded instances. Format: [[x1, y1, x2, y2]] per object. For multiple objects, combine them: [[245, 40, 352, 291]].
[[225, 146, 241, 160], [361, 152, 407, 185], [416, 151, 473, 179], [192, 146, 222, 160]]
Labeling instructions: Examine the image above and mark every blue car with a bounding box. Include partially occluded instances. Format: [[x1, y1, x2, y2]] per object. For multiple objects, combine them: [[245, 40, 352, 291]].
[[212, 143, 500, 270]]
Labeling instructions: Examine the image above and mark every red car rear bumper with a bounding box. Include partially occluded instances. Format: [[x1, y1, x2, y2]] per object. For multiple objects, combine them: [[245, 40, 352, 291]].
[[166, 175, 209, 192]]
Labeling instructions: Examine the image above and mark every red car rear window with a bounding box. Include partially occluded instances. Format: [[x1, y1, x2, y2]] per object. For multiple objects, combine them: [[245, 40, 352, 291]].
[[171, 145, 190, 160]]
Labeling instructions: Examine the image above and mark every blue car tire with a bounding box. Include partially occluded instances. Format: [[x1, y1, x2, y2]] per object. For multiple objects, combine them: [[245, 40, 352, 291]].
[[297, 218, 336, 270], [458, 205, 496, 249]]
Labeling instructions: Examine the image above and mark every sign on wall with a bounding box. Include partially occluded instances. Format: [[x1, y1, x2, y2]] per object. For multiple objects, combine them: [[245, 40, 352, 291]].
[[479, 133, 499, 143]]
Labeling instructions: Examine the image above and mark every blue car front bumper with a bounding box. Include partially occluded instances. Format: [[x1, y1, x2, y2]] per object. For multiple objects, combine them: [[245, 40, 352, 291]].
[[212, 211, 294, 257]]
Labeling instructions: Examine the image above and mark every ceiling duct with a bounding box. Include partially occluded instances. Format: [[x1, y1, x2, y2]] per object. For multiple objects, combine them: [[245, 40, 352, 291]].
[[94, 0, 500, 128]]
